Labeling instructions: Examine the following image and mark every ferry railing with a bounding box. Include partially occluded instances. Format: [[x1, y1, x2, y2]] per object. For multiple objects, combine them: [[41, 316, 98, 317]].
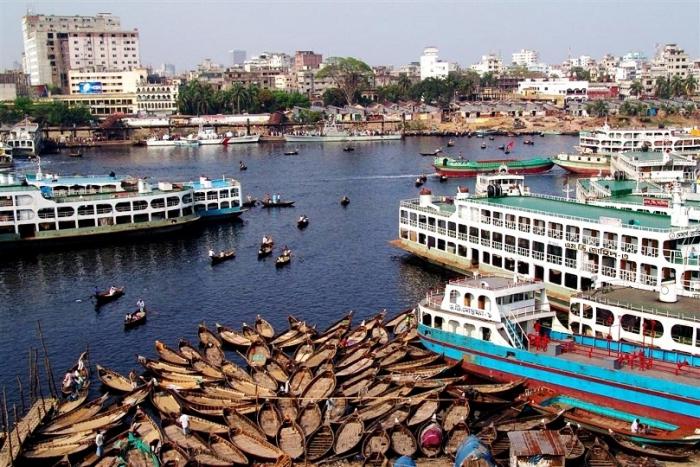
[[641, 246, 658, 257], [469, 235, 478, 244], [575, 294, 700, 324], [505, 244, 516, 254], [492, 241, 503, 250], [601, 265, 617, 277], [581, 235, 600, 246], [664, 249, 700, 266], [0, 200, 13, 207], [447, 230, 457, 239], [619, 270, 636, 282], [492, 219, 503, 227], [517, 247, 530, 257], [640, 273, 657, 286], [57, 211, 73, 218], [565, 258, 577, 268], [620, 242, 638, 254], [38, 211, 55, 219], [566, 233, 580, 242], [437, 227, 447, 236], [518, 223, 531, 233], [96, 208, 112, 215], [532, 251, 544, 261], [546, 254, 562, 265], [505, 221, 516, 229], [547, 229, 564, 239], [582, 262, 598, 273], [480, 216, 491, 225], [532, 226, 545, 236], [602, 239, 617, 250], [0, 214, 15, 222], [480, 238, 491, 247]]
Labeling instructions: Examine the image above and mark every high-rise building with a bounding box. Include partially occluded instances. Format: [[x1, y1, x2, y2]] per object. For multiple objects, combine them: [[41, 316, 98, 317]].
[[653, 43, 690, 78], [470, 54, 503, 76], [294, 51, 323, 71], [420, 47, 453, 80], [232, 50, 246, 66], [512, 49, 539, 67], [22, 12, 140, 89]]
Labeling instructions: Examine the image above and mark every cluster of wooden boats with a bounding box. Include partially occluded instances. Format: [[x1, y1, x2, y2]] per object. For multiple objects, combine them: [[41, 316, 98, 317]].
[[11, 310, 698, 466]]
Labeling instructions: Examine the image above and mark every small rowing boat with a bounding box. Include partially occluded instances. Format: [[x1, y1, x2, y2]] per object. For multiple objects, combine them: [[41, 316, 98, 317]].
[[210, 249, 235, 265]]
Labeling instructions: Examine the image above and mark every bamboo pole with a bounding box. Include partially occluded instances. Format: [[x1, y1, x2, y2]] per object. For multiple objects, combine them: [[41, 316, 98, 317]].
[[16, 376, 25, 414], [12, 404, 20, 451], [36, 321, 58, 398], [2, 386, 13, 465]]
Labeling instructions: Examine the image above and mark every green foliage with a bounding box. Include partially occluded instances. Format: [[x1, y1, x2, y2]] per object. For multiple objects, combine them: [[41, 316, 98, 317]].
[[585, 100, 609, 117], [629, 81, 643, 96], [619, 100, 648, 117], [655, 75, 697, 99], [322, 88, 347, 107], [570, 67, 591, 81], [316, 57, 373, 105], [505, 65, 544, 79], [293, 109, 323, 124], [178, 79, 310, 115], [0, 98, 93, 126]]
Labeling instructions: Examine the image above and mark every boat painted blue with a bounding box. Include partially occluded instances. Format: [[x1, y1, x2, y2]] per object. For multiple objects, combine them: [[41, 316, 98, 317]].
[[418, 324, 700, 420], [196, 207, 244, 219], [453, 435, 496, 467]]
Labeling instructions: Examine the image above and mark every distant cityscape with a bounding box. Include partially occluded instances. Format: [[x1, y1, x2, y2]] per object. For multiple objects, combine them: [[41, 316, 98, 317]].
[[0, 11, 698, 120]]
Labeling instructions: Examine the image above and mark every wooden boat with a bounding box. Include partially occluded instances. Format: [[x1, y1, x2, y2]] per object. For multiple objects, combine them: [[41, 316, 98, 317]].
[[266, 360, 289, 383], [473, 401, 527, 429], [339, 373, 372, 397], [275, 252, 292, 267], [444, 422, 470, 457], [495, 413, 561, 432], [138, 355, 196, 375], [434, 156, 554, 177], [41, 393, 108, 433], [96, 364, 135, 392], [186, 414, 229, 434], [242, 197, 258, 208], [490, 433, 511, 458], [216, 324, 253, 347], [284, 149, 298, 155], [271, 327, 301, 346], [124, 308, 147, 328], [609, 433, 689, 462], [339, 366, 378, 390], [342, 146, 355, 152], [210, 433, 248, 464], [324, 397, 347, 423], [418, 421, 444, 457], [340, 196, 350, 206], [585, 438, 620, 467], [246, 341, 271, 367], [413, 376, 465, 389], [204, 343, 225, 368], [334, 416, 364, 455], [415, 177, 424, 187], [190, 357, 224, 379], [275, 332, 309, 349], [405, 345, 432, 358], [55, 382, 90, 416], [362, 453, 389, 467], [344, 325, 367, 346], [419, 149, 442, 156], [224, 408, 267, 440], [289, 315, 317, 335], [337, 341, 371, 367], [301, 369, 336, 403], [230, 427, 285, 459], [163, 421, 211, 453], [179, 338, 204, 360], [297, 216, 309, 229], [151, 390, 181, 418], [321, 310, 353, 334], [271, 348, 292, 367], [336, 356, 373, 377], [155, 340, 190, 365], [378, 346, 408, 367], [559, 424, 585, 461], [384, 353, 440, 372], [354, 400, 395, 422], [190, 452, 230, 466], [477, 424, 497, 446], [407, 396, 440, 427], [371, 326, 389, 345], [289, 367, 313, 396], [253, 369, 279, 391], [198, 323, 222, 347], [390, 423, 417, 457], [228, 377, 276, 397], [261, 199, 295, 208], [362, 428, 390, 457], [44, 403, 131, 435], [298, 403, 322, 436], [277, 396, 298, 422], [68, 151, 82, 157], [385, 363, 450, 383], [293, 342, 314, 363], [301, 343, 337, 368], [120, 380, 153, 406], [94, 286, 125, 306], [363, 380, 390, 399], [443, 398, 471, 432], [159, 442, 189, 466], [277, 419, 305, 459], [210, 249, 236, 265], [201, 384, 246, 399], [258, 243, 274, 258], [255, 315, 275, 339], [22, 438, 94, 459], [453, 378, 526, 395], [306, 424, 335, 461], [258, 400, 282, 438]]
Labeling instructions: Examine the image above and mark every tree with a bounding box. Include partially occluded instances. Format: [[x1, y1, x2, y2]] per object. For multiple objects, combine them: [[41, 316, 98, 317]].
[[397, 74, 413, 95], [670, 75, 685, 97], [227, 83, 250, 114], [570, 67, 591, 81], [293, 109, 323, 124], [480, 72, 497, 88], [316, 57, 373, 105], [629, 80, 643, 97], [685, 74, 698, 97], [654, 77, 671, 99], [322, 88, 347, 107], [619, 100, 647, 117], [586, 100, 609, 117]]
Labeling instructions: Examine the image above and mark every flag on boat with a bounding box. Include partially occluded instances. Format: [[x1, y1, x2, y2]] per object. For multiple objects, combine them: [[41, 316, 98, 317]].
[[506, 141, 514, 150]]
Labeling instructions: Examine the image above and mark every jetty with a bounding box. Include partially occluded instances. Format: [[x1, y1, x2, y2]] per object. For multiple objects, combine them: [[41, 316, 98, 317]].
[[0, 397, 57, 467]]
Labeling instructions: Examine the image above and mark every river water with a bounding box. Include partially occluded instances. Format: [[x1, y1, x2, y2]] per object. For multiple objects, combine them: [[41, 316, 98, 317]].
[[0, 135, 577, 398]]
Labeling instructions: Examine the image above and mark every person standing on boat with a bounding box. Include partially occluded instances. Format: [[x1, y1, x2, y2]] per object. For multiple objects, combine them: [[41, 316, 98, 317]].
[[208, 249, 215, 257], [128, 370, 138, 388], [137, 299, 145, 312], [178, 412, 190, 436], [631, 418, 640, 433], [95, 430, 105, 457]]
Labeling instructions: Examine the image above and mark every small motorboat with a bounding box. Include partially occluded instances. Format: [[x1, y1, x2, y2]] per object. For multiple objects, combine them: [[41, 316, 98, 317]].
[[446, 140, 454, 147], [419, 174, 428, 183], [68, 151, 82, 158], [419, 148, 442, 156], [524, 139, 534, 145], [342, 146, 355, 152], [504, 149, 511, 154], [415, 178, 424, 187], [210, 249, 236, 265], [488, 136, 495, 141], [340, 196, 350, 207], [124, 309, 147, 329], [258, 243, 273, 258], [276, 250, 292, 268], [239, 161, 248, 171], [242, 197, 258, 208], [297, 216, 309, 229], [261, 199, 295, 208], [284, 149, 299, 156], [539, 132, 545, 137], [439, 175, 448, 183], [95, 286, 125, 307], [497, 145, 505, 150], [480, 143, 487, 149]]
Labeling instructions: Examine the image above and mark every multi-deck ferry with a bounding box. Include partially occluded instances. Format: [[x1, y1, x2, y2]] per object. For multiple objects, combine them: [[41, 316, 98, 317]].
[[0, 169, 243, 248], [579, 124, 700, 154], [396, 172, 700, 311], [415, 275, 700, 435]]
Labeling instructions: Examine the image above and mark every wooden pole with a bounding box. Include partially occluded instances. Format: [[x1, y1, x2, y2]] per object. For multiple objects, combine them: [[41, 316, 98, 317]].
[[16, 376, 25, 414], [34, 350, 46, 415], [2, 386, 13, 464], [12, 404, 20, 450], [36, 321, 58, 397]]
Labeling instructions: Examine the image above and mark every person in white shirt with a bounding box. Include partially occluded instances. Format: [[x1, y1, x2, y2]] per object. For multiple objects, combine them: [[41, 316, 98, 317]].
[[178, 412, 190, 436], [136, 299, 145, 312], [95, 431, 104, 457], [208, 249, 215, 257], [631, 418, 640, 433]]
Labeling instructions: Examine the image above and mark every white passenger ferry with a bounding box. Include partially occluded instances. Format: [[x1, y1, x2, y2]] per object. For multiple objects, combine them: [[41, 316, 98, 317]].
[[579, 124, 700, 155], [284, 121, 401, 143], [3, 120, 43, 156], [396, 174, 700, 311], [0, 168, 243, 248], [610, 150, 697, 183]]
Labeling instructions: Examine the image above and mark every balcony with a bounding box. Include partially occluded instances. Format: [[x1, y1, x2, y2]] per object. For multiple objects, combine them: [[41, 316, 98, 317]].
[[469, 235, 478, 244], [620, 242, 638, 254], [532, 251, 545, 261], [505, 244, 516, 254], [547, 254, 562, 265], [565, 258, 577, 268], [505, 221, 516, 229], [640, 273, 657, 286], [480, 216, 491, 225], [533, 226, 545, 236], [581, 235, 599, 246], [641, 246, 658, 257], [566, 233, 580, 242], [492, 219, 503, 227], [602, 240, 617, 250], [619, 270, 636, 282], [518, 224, 531, 233], [547, 229, 564, 240], [492, 241, 503, 250], [582, 262, 598, 273], [480, 238, 491, 247], [601, 265, 616, 277], [517, 247, 530, 257]]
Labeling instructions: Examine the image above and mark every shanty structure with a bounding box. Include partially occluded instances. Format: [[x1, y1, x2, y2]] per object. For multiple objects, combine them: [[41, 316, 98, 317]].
[[506, 430, 565, 467]]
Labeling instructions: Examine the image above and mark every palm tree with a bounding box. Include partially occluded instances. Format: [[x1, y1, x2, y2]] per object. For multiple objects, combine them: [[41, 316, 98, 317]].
[[397, 74, 413, 95], [655, 77, 670, 99], [228, 83, 249, 114], [629, 80, 643, 97], [670, 75, 685, 97], [685, 75, 698, 97]]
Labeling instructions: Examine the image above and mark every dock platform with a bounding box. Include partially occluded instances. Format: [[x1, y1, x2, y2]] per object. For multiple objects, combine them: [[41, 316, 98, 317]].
[[0, 397, 57, 467]]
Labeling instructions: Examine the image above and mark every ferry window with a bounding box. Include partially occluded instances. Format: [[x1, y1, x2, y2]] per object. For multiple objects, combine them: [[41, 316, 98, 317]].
[[409, 212, 417, 222], [492, 255, 502, 268], [434, 316, 444, 330], [482, 328, 491, 341], [219, 189, 229, 198], [437, 239, 445, 251], [621, 314, 641, 333], [449, 290, 459, 304], [167, 197, 180, 207], [448, 320, 459, 333], [549, 269, 562, 285], [478, 295, 489, 311], [448, 222, 456, 232], [643, 319, 663, 338], [133, 200, 147, 211], [595, 308, 614, 327], [207, 203, 218, 210], [482, 252, 490, 264], [582, 305, 593, 319], [670, 324, 693, 345], [564, 273, 577, 290], [570, 303, 580, 315], [464, 323, 475, 337], [570, 321, 581, 334], [422, 313, 432, 327], [207, 191, 218, 200], [150, 198, 165, 208], [458, 245, 467, 257], [400, 210, 408, 219], [220, 202, 230, 209], [463, 293, 473, 307], [505, 258, 515, 271]]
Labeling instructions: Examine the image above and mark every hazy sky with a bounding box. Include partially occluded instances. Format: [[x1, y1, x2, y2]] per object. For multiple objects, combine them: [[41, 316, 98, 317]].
[[1, 0, 698, 71]]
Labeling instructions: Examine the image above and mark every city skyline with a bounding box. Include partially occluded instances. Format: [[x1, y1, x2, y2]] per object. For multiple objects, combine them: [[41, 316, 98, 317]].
[[1, 0, 699, 72]]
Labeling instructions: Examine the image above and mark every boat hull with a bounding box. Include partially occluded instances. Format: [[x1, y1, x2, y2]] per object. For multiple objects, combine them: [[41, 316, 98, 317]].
[[224, 135, 260, 144], [284, 134, 401, 143], [434, 161, 554, 178], [196, 207, 245, 219], [146, 140, 199, 147], [553, 160, 611, 175], [417, 324, 700, 426]]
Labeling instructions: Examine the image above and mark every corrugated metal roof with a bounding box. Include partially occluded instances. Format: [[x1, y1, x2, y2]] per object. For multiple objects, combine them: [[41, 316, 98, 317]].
[[507, 430, 565, 456]]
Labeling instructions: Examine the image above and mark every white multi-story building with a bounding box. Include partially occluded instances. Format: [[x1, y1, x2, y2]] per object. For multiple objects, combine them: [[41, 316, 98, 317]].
[[420, 47, 453, 80], [471, 54, 503, 76], [518, 78, 589, 102], [244, 52, 291, 72], [22, 13, 140, 89], [68, 68, 147, 94], [512, 49, 539, 67], [653, 43, 690, 78]]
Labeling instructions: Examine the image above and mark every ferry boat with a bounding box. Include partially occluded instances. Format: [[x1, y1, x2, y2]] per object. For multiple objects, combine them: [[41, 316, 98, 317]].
[[433, 156, 554, 178], [146, 134, 200, 147], [415, 275, 700, 436], [4, 119, 43, 156], [610, 150, 697, 183], [0, 144, 12, 169], [579, 124, 700, 155], [0, 169, 243, 248], [396, 174, 700, 311], [194, 127, 260, 145], [284, 121, 401, 143], [552, 153, 611, 176]]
